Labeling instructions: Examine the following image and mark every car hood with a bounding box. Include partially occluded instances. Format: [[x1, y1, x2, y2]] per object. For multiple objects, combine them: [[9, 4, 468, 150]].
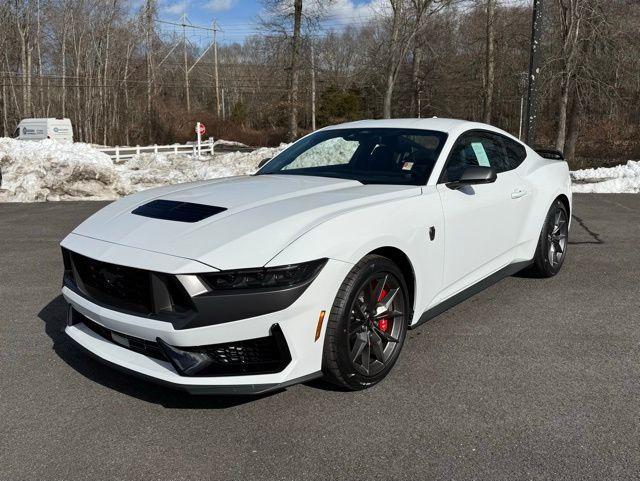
[[71, 174, 421, 270]]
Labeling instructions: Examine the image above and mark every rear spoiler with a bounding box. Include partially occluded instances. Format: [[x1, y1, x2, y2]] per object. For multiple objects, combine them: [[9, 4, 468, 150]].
[[534, 148, 564, 161]]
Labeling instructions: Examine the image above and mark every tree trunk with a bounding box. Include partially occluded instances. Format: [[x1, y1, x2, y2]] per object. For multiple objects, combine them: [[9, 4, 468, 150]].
[[26, 45, 32, 117], [410, 45, 422, 117], [287, 0, 302, 141], [2, 80, 7, 137], [61, 25, 67, 117], [483, 0, 495, 124], [5, 51, 21, 117], [145, 0, 155, 120], [383, 0, 403, 119], [555, 73, 570, 151], [19, 31, 27, 115], [36, 0, 44, 117], [564, 90, 580, 165]]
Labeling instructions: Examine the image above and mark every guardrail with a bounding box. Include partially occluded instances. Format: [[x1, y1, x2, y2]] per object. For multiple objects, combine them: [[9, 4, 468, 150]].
[[97, 138, 254, 162]]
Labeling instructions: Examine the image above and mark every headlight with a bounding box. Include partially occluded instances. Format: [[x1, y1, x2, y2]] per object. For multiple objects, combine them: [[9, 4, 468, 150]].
[[199, 258, 327, 292]]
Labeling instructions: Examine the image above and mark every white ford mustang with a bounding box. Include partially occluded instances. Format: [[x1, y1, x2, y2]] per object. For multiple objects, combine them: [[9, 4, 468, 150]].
[[60, 119, 571, 394]]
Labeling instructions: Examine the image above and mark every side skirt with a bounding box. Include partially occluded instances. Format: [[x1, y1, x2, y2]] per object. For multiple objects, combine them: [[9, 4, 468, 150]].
[[410, 260, 532, 329]]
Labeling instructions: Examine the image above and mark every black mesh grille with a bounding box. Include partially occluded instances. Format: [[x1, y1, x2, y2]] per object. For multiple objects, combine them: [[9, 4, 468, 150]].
[[69, 251, 153, 314], [72, 308, 291, 376], [195, 334, 289, 375]]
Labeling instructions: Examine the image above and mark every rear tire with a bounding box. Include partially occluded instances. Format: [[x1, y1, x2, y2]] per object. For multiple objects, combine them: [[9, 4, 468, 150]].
[[322, 255, 409, 390], [527, 199, 569, 278]]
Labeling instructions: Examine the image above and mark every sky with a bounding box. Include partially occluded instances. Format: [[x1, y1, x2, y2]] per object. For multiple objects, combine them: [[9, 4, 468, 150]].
[[156, 0, 389, 45]]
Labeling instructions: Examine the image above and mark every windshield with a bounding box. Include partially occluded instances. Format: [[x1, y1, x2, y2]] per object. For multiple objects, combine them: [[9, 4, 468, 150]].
[[258, 128, 448, 185]]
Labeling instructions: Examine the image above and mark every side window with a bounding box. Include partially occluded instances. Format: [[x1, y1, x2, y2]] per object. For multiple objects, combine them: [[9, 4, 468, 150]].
[[441, 132, 507, 182], [502, 137, 527, 171]]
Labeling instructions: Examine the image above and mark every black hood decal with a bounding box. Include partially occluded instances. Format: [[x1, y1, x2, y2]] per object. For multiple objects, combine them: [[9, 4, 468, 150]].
[[132, 200, 227, 223]]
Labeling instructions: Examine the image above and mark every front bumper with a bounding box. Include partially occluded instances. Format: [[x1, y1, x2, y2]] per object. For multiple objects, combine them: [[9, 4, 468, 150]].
[[61, 257, 352, 394]]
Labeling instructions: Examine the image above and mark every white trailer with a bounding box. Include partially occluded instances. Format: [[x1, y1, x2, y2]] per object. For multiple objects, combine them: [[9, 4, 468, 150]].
[[12, 118, 74, 143]]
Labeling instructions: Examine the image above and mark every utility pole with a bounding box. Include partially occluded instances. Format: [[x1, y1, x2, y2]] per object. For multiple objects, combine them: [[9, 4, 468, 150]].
[[213, 19, 221, 118], [182, 13, 190, 113], [525, 0, 544, 145], [310, 43, 316, 131]]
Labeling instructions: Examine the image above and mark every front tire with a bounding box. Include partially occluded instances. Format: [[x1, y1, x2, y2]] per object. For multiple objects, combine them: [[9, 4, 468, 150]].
[[322, 255, 409, 390], [528, 199, 569, 277]]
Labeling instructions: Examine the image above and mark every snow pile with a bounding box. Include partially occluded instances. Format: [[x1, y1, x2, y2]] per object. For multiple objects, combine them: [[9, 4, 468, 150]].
[[115, 146, 285, 194], [571, 161, 640, 194], [0, 138, 286, 202], [0, 138, 119, 202]]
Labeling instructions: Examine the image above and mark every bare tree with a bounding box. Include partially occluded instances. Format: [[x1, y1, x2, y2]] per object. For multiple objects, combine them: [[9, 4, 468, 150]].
[[288, 0, 302, 140], [554, 0, 583, 151], [382, 0, 443, 118], [483, 0, 496, 123]]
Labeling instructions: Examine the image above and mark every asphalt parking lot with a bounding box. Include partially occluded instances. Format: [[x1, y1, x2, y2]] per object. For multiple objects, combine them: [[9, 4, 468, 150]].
[[1, 194, 639, 481]]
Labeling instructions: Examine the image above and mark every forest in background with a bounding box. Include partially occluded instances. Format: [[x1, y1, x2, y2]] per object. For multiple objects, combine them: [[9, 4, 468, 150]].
[[1, 0, 639, 169]]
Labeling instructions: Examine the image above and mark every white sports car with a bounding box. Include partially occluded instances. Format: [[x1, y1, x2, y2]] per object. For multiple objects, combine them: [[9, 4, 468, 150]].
[[61, 119, 571, 394]]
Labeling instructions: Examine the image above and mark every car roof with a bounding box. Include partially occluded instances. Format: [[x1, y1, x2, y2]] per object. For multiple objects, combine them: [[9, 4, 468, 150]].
[[320, 118, 519, 141]]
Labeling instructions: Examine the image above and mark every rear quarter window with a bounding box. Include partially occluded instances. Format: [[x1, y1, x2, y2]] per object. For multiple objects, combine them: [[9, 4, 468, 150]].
[[502, 137, 527, 171]]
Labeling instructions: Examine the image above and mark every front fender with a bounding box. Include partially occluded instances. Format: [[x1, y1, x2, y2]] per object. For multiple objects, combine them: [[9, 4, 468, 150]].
[[268, 190, 445, 324]]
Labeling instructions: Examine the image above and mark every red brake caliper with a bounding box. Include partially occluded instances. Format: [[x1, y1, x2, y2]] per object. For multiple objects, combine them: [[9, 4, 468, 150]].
[[377, 287, 389, 333]]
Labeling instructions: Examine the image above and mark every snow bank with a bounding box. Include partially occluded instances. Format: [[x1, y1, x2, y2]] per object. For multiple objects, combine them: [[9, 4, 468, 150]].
[[0, 138, 119, 202], [0, 138, 286, 202], [570, 161, 640, 194]]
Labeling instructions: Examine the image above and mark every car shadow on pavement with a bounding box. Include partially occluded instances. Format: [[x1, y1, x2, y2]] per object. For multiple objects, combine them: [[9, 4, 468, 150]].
[[569, 214, 604, 245], [38, 295, 282, 409]]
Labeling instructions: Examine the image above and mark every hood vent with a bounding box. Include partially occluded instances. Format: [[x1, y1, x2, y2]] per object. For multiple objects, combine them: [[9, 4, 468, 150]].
[[132, 200, 227, 223]]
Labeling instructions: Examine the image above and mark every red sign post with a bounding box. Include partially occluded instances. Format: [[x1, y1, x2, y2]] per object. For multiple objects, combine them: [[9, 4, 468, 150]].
[[195, 122, 206, 156]]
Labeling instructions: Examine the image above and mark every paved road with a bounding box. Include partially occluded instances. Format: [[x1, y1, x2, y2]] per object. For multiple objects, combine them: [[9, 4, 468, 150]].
[[1, 194, 639, 481]]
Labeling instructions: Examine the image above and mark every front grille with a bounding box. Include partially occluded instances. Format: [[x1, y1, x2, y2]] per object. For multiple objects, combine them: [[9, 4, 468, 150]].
[[195, 333, 290, 375], [72, 309, 291, 376], [69, 251, 153, 314]]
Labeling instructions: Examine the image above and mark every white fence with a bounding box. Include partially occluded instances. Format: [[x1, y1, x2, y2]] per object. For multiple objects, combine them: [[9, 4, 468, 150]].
[[97, 138, 216, 162]]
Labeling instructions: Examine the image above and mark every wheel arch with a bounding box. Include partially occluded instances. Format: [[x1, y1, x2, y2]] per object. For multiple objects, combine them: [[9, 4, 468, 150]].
[[556, 193, 571, 217], [367, 246, 416, 318]]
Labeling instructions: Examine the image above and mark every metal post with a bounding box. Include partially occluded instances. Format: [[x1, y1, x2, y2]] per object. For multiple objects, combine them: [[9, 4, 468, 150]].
[[182, 14, 190, 113], [311, 44, 316, 131], [196, 122, 202, 157], [524, 0, 544, 146]]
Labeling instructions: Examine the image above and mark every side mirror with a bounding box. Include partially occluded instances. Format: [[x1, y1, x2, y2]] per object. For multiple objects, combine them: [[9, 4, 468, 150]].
[[446, 166, 497, 189], [258, 158, 271, 169]]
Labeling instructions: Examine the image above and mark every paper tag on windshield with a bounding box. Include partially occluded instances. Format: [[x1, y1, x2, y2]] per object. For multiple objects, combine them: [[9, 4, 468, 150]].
[[402, 162, 414, 171]]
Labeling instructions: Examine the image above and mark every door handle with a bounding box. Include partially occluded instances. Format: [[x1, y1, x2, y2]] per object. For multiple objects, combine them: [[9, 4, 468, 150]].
[[511, 188, 527, 199]]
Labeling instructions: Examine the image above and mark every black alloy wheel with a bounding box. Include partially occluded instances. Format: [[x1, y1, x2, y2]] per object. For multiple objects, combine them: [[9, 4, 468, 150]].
[[322, 255, 409, 390]]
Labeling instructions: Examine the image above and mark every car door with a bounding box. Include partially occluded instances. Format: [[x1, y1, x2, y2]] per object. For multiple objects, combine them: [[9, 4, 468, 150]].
[[436, 130, 529, 295]]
